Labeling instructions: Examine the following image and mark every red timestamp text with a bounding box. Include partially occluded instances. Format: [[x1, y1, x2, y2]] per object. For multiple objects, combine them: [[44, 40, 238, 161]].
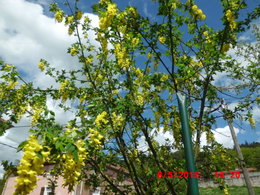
[[214, 171, 241, 179], [157, 171, 201, 179], [157, 171, 241, 179]]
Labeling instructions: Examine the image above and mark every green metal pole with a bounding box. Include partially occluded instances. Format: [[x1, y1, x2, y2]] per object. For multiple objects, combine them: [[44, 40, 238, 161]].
[[177, 93, 199, 195]]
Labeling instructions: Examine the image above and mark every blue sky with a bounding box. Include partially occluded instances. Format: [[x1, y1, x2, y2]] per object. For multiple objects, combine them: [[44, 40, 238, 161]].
[[0, 0, 259, 177]]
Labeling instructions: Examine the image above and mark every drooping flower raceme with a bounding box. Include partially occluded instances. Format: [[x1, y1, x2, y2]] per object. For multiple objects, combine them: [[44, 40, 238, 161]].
[[61, 139, 87, 191], [14, 135, 49, 195]]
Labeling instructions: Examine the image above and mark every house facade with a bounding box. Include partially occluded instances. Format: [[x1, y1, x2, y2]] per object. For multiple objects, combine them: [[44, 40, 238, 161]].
[[2, 164, 134, 195]]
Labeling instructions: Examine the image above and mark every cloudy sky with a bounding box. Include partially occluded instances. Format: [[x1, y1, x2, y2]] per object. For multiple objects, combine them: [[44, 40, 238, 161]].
[[0, 0, 259, 178]]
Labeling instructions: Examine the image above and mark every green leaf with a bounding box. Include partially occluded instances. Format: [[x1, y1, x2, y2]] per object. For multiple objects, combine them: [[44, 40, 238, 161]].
[[17, 140, 28, 152]]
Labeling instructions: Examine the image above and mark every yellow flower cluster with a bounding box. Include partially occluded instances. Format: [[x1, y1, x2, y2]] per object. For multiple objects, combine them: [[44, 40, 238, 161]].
[[136, 94, 144, 106], [249, 117, 256, 128], [68, 27, 74, 35], [14, 136, 49, 195], [111, 112, 125, 130], [114, 44, 131, 69], [221, 43, 230, 53], [62, 140, 87, 190], [223, 187, 229, 195], [3, 64, 14, 71], [99, 3, 117, 30], [225, 10, 236, 30], [191, 5, 206, 20], [70, 47, 77, 56], [131, 37, 140, 47], [59, 80, 70, 101], [189, 120, 196, 132], [31, 107, 44, 126], [97, 32, 108, 58], [127, 7, 139, 18], [38, 60, 45, 71], [203, 31, 211, 43], [65, 125, 78, 136], [89, 128, 104, 148], [147, 52, 153, 59], [189, 58, 203, 67], [6, 80, 18, 90], [158, 36, 166, 44], [85, 57, 93, 64], [172, 3, 177, 10], [65, 15, 74, 25], [160, 74, 169, 82], [135, 68, 143, 78], [75, 11, 83, 20], [206, 131, 215, 143], [54, 10, 63, 23], [59, 80, 69, 92], [95, 111, 109, 127]]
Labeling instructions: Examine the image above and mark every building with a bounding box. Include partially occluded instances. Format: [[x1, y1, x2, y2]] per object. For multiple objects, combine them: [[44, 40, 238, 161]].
[[2, 164, 134, 195]]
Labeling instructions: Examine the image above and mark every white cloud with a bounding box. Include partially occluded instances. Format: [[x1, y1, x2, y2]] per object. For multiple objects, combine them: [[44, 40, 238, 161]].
[[0, 0, 100, 89], [200, 126, 240, 149], [252, 106, 260, 123], [138, 125, 241, 155], [138, 127, 175, 152]]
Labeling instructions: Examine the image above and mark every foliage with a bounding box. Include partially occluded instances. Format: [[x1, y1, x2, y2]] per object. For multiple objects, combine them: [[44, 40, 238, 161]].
[[199, 186, 260, 195], [228, 146, 260, 170], [0, 0, 259, 194]]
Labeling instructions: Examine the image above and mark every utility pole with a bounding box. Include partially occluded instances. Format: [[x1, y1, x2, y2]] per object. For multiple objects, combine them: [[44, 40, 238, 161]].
[[222, 101, 255, 195]]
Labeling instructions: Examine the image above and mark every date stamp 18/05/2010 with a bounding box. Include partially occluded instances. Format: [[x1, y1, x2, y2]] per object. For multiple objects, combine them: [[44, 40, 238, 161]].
[[157, 171, 241, 179]]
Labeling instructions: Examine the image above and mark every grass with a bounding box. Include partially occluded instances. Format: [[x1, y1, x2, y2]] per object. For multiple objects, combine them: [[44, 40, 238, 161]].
[[199, 186, 260, 195]]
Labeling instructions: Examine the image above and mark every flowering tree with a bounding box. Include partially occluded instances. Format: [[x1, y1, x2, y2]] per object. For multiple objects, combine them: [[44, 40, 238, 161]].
[[0, 0, 259, 194]]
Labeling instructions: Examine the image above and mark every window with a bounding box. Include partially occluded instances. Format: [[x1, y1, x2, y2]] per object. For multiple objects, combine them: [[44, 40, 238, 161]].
[[92, 187, 101, 195], [43, 186, 53, 195]]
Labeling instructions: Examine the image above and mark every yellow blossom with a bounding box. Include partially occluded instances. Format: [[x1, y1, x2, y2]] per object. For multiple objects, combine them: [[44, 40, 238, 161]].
[[31, 107, 44, 126], [54, 10, 63, 23], [135, 68, 143, 78], [89, 128, 104, 149], [136, 95, 144, 106], [99, 3, 117, 30], [75, 11, 83, 20], [114, 43, 131, 68], [147, 53, 153, 59], [14, 136, 47, 195], [203, 31, 209, 37], [191, 5, 206, 20], [3, 64, 14, 71], [132, 37, 140, 47], [225, 10, 236, 30], [85, 57, 93, 64], [38, 60, 45, 71], [111, 112, 125, 130], [158, 36, 166, 44], [7, 81, 18, 90], [70, 47, 77, 56], [65, 15, 74, 25], [160, 74, 169, 82], [68, 27, 74, 35], [223, 188, 229, 195], [61, 140, 87, 191], [221, 44, 230, 53], [128, 7, 138, 18], [172, 3, 177, 10], [84, 16, 90, 23], [95, 111, 109, 127], [249, 118, 256, 128]]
